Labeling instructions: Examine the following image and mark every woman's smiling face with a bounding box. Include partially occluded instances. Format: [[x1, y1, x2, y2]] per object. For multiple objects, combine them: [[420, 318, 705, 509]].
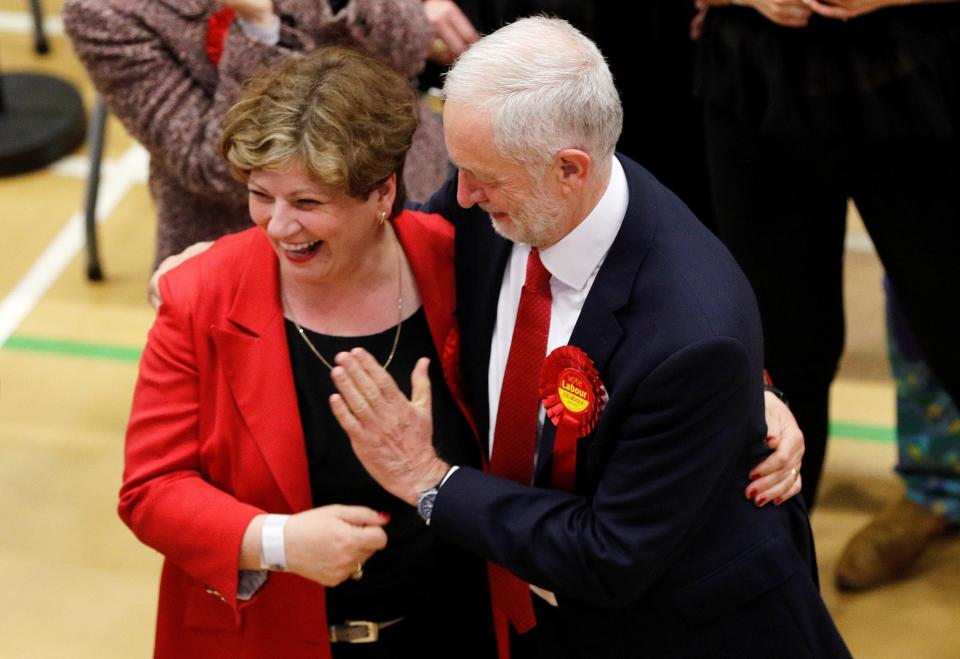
[[247, 159, 394, 286]]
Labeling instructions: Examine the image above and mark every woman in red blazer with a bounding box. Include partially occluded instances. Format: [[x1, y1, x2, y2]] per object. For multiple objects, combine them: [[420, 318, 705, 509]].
[[122, 48, 493, 658]]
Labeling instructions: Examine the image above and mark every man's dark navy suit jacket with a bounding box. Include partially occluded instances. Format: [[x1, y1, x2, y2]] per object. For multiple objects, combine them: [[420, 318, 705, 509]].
[[419, 154, 849, 657]]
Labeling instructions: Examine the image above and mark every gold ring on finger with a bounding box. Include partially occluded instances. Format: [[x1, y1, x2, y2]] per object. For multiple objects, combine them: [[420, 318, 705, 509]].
[[430, 38, 448, 57], [351, 562, 364, 581]]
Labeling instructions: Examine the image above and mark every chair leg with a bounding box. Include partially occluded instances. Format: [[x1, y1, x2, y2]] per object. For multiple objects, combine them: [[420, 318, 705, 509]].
[[84, 96, 108, 281], [27, 0, 50, 55]]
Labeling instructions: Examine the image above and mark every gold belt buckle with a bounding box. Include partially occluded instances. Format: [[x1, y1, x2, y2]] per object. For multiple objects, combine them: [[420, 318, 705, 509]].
[[332, 620, 379, 644], [330, 617, 404, 643]]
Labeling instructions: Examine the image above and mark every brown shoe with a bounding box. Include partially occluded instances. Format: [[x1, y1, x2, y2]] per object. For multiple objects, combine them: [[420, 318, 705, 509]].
[[835, 497, 950, 591]]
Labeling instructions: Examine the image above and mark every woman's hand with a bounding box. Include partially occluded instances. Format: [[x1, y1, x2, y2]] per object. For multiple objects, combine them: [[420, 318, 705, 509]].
[[283, 505, 389, 586], [699, 0, 813, 27], [746, 390, 805, 506], [422, 0, 480, 65], [802, 0, 913, 20], [218, 0, 276, 29]]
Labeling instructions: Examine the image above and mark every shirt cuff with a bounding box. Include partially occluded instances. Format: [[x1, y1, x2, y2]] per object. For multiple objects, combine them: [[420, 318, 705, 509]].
[[236, 16, 281, 46], [439, 465, 459, 488], [237, 569, 269, 601]]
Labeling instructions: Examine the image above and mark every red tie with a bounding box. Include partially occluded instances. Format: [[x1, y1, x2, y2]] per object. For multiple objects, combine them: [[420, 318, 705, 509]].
[[487, 248, 552, 657]]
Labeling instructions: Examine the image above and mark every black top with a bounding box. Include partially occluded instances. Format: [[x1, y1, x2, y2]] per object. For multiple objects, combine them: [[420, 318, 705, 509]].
[[695, 6, 960, 140], [285, 307, 480, 622]]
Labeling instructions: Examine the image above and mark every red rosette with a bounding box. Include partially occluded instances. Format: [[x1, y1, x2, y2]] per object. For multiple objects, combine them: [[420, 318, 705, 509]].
[[538, 346, 606, 491], [205, 7, 235, 66]]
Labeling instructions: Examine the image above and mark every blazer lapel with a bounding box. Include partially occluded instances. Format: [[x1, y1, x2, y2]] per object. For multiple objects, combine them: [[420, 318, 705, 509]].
[[394, 212, 478, 438], [535, 154, 655, 483], [567, 154, 656, 374], [211, 234, 312, 513], [460, 226, 512, 453], [534, 280, 628, 486]]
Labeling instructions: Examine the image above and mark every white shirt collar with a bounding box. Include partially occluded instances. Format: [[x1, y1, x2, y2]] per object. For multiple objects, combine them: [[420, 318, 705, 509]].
[[538, 156, 628, 291]]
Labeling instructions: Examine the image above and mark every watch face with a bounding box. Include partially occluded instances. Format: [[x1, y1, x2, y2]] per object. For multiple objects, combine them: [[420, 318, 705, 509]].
[[417, 488, 438, 521]]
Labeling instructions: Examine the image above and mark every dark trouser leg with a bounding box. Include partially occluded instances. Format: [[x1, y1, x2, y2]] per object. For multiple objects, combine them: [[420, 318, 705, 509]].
[[510, 596, 576, 659], [704, 106, 849, 508], [851, 139, 960, 413]]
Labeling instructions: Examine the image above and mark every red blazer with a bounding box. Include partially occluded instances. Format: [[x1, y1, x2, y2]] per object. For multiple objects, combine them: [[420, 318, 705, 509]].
[[121, 210, 469, 658]]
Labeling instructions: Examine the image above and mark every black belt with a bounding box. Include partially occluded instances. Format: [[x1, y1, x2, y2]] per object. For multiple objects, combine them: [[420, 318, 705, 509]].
[[329, 617, 405, 644]]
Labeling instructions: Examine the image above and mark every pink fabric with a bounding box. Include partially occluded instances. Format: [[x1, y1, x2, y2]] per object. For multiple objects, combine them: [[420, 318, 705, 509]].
[[63, 0, 447, 266]]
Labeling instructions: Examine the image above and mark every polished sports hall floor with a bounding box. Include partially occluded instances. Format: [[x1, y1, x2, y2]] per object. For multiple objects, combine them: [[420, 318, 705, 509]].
[[0, 4, 957, 657]]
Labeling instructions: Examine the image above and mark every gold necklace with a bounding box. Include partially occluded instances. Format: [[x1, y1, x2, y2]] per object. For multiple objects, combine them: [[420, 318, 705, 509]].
[[283, 227, 403, 371]]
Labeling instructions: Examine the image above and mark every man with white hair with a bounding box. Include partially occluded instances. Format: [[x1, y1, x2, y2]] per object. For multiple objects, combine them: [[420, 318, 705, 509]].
[[330, 16, 849, 659]]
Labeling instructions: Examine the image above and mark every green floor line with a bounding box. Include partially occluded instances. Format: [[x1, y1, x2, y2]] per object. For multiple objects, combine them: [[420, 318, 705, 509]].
[[829, 421, 896, 444], [2, 333, 899, 441], [2, 335, 142, 363]]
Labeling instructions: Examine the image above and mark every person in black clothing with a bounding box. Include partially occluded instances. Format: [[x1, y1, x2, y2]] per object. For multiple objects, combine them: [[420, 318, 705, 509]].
[[428, 2, 715, 227], [696, 0, 960, 508]]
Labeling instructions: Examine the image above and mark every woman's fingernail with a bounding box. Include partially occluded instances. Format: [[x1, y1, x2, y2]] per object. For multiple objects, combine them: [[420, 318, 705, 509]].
[[756, 496, 767, 506], [379, 512, 391, 522], [774, 498, 783, 506], [746, 488, 757, 499]]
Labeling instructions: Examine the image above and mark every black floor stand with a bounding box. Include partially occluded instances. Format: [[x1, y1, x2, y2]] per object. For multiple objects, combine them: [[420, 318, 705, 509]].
[[0, 73, 86, 176], [3, 2, 94, 274]]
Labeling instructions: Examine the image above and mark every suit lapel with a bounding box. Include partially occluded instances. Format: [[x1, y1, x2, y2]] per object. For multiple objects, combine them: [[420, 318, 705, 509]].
[[535, 154, 656, 483], [459, 221, 512, 450], [211, 233, 312, 512]]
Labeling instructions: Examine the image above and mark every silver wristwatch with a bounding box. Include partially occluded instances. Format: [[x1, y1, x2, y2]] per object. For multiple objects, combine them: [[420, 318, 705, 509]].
[[416, 486, 439, 525], [416, 466, 458, 524]]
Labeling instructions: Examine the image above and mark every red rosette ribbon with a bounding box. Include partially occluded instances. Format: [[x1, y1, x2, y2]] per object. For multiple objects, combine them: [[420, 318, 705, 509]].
[[205, 7, 235, 66], [538, 345, 606, 492]]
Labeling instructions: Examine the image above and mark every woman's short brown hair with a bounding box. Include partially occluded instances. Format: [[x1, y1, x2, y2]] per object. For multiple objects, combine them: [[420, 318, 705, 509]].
[[220, 47, 420, 215]]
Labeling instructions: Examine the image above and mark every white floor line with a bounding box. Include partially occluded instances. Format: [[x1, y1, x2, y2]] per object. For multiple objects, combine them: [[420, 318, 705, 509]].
[[0, 11, 64, 37], [51, 150, 149, 186], [0, 144, 149, 346], [50, 155, 94, 180], [845, 232, 875, 254]]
